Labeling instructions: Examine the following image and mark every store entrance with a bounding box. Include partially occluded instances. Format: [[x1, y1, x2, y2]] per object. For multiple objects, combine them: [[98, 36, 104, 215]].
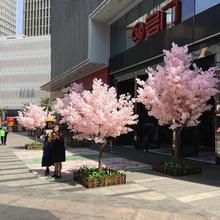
[[183, 55, 216, 163], [116, 78, 135, 146]]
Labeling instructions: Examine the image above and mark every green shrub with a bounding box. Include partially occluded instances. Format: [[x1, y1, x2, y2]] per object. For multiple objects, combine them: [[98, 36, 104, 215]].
[[66, 139, 91, 148], [78, 167, 123, 179], [25, 142, 43, 150], [163, 161, 190, 171]]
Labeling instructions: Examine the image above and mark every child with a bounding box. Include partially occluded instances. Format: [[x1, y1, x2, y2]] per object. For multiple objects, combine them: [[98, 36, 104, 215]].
[[51, 125, 66, 178], [0, 127, 5, 145]]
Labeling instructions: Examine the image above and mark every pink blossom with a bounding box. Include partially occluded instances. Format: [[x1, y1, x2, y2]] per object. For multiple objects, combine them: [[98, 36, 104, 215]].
[[17, 104, 47, 130], [55, 79, 138, 143], [137, 43, 218, 130]]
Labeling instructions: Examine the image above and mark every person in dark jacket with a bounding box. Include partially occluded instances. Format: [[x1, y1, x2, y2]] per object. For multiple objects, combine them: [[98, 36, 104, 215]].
[[41, 119, 54, 175], [51, 125, 66, 178]]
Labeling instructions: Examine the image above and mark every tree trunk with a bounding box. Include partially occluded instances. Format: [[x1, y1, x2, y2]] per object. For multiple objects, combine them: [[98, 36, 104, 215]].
[[98, 143, 106, 171], [35, 133, 38, 143], [35, 129, 38, 143], [172, 127, 182, 163]]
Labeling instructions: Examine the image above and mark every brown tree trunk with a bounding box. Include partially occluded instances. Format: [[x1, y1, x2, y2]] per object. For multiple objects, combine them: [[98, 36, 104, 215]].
[[35, 129, 37, 143], [172, 127, 182, 163], [98, 143, 106, 171]]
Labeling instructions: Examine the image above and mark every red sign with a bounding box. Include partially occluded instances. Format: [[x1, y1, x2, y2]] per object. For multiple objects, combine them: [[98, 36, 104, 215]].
[[145, 10, 166, 38], [132, 0, 181, 44], [132, 22, 146, 45]]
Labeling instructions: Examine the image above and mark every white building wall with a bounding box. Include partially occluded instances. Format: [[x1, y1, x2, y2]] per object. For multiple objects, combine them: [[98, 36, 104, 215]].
[[0, 35, 51, 110], [0, 0, 16, 36]]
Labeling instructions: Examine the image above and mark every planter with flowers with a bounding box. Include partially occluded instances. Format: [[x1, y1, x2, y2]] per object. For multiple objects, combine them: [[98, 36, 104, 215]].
[[73, 167, 126, 188], [152, 161, 201, 176]]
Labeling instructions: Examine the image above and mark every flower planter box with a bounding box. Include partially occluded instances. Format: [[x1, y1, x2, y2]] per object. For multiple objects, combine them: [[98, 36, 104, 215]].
[[73, 169, 126, 188], [152, 162, 201, 176], [25, 143, 43, 150]]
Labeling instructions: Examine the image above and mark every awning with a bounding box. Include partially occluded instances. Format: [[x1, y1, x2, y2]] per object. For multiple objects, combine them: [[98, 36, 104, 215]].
[[90, 0, 139, 23], [75, 67, 108, 90], [41, 58, 106, 91]]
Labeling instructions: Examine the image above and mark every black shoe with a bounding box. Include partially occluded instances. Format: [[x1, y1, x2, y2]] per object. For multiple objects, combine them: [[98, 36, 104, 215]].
[[45, 168, 50, 176], [52, 173, 57, 178], [55, 175, 61, 179]]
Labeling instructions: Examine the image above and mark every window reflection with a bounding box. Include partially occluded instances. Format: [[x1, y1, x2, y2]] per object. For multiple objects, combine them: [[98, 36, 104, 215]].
[[195, 0, 220, 14], [111, 0, 178, 57], [181, 0, 195, 21], [110, 0, 203, 57]]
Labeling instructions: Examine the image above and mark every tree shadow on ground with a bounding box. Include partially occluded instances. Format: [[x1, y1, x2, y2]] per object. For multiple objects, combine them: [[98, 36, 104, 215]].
[[0, 204, 59, 220], [88, 143, 220, 188]]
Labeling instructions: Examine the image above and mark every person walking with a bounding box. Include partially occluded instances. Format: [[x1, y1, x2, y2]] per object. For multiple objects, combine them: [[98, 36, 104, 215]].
[[51, 125, 66, 178], [2, 121, 9, 145], [0, 127, 5, 145], [40, 116, 54, 175]]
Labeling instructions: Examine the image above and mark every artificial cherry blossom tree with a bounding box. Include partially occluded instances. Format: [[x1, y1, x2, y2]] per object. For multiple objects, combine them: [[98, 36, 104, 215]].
[[137, 43, 218, 162], [17, 104, 48, 142], [56, 79, 138, 170]]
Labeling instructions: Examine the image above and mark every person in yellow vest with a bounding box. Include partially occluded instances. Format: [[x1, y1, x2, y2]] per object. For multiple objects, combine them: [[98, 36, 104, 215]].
[[0, 127, 6, 145]]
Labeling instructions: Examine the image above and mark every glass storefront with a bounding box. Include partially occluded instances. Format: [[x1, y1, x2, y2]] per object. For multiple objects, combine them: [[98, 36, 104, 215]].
[[112, 42, 220, 163], [110, 0, 220, 58]]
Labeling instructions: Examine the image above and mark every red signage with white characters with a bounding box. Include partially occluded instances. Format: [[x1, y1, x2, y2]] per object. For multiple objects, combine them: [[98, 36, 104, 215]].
[[132, 0, 181, 44]]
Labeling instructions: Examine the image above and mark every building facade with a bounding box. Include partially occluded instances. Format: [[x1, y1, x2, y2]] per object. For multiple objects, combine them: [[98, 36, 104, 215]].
[[91, 0, 220, 163], [0, 35, 51, 114], [0, 0, 16, 36], [41, 0, 107, 97], [23, 0, 51, 36], [42, 0, 220, 163]]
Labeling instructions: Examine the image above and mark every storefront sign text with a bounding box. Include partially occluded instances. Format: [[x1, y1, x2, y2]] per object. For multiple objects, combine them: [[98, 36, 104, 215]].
[[132, 0, 181, 44]]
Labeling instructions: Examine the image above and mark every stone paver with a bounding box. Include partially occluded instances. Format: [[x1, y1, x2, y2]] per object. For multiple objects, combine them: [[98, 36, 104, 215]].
[[0, 132, 220, 219]]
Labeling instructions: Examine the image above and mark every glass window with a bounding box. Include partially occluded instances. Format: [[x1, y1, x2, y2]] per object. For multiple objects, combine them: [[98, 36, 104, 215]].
[[126, 5, 139, 25], [126, 6, 139, 50], [195, 0, 220, 14], [139, 0, 153, 16], [181, 0, 195, 21], [115, 16, 126, 56], [110, 24, 116, 57], [110, 0, 188, 57], [154, 0, 165, 8]]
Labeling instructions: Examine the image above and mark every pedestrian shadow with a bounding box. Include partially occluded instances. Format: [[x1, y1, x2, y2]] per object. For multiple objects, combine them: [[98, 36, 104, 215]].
[[29, 168, 78, 186]]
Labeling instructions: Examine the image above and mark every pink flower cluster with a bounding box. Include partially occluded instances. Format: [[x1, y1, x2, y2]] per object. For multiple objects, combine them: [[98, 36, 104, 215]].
[[137, 43, 218, 130], [17, 104, 47, 130], [55, 79, 138, 143]]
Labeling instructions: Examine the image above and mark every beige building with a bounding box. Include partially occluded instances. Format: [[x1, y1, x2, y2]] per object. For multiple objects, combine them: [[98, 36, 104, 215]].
[[0, 0, 16, 36], [0, 35, 51, 112], [23, 0, 50, 36]]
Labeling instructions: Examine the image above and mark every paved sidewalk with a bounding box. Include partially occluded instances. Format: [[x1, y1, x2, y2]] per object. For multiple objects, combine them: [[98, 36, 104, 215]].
[[0, 132, 220, 219]]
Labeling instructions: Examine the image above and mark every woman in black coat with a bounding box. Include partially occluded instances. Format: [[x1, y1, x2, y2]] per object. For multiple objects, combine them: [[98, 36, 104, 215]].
[[41, 122, 54, 175], [51, 125, 66, 178]]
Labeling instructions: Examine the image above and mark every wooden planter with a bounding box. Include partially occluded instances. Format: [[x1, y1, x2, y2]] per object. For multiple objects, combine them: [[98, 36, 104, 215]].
[[73, 171, 126, 188], [152, 162, 201, 176], [25, 143, 43, 150]]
